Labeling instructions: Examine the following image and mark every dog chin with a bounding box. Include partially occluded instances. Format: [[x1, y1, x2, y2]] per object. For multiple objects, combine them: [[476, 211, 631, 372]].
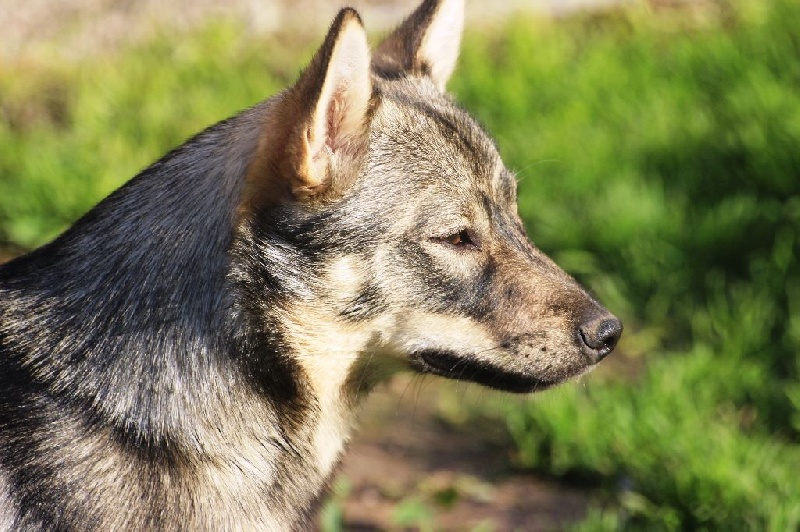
[[409, 349, 561, 394]]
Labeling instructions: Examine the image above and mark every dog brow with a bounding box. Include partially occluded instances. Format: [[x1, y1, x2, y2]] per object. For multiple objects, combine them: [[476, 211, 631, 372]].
[[496, 169, 516, 201], [385, 89, 498, 174]]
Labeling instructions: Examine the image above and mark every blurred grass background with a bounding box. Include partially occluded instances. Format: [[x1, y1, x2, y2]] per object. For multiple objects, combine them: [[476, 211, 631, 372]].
[[1, 0, 799, 529]]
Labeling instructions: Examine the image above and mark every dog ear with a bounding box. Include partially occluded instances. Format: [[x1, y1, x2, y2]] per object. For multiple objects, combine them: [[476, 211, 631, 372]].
[[372, 0, 464, 91], [244, 8, 372, 207]]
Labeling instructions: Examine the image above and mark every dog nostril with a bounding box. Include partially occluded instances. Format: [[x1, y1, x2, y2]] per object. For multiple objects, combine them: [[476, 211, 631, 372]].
[[596, 319, 622, 350], [579, 316, 622, 362]]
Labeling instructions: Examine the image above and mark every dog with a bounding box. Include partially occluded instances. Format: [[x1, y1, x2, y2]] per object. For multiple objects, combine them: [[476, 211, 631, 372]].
[[0, 0, 622, 529]]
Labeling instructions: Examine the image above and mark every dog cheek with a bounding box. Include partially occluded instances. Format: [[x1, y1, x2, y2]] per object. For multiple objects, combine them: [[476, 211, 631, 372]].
[[386, 311, 497, 357], [321, 255, 367, 305]]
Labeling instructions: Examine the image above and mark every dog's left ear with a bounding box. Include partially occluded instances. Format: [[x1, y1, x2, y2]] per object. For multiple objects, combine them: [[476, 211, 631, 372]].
[[372, 0, 464, 91], [245, 8, 372, 206]]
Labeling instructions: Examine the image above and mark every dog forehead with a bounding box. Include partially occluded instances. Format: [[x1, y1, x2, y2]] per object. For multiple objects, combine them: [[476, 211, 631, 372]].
[[371, 84, 504, 193]]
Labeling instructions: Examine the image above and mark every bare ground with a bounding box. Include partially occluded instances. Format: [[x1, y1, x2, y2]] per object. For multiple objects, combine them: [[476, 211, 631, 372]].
[[324, 377, 593, 530]]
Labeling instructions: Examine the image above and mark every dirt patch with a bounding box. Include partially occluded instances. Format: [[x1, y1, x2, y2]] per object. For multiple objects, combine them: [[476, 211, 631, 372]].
[[324, 377, 591, 530]]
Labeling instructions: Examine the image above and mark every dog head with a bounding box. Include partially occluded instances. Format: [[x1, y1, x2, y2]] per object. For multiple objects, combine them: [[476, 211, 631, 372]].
[[238, 0, 621, 396]]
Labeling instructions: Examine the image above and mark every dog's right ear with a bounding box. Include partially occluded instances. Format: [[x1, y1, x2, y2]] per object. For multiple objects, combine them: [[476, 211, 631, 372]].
[[243, 8, 372, 210]]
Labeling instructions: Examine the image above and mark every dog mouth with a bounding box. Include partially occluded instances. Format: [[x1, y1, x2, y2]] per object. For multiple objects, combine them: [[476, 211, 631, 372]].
[[410, 349, 557, 394]]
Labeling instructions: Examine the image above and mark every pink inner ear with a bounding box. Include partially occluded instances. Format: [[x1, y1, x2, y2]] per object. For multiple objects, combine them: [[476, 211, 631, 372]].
[[307, 19, 371, 172], [326, 90, 346, 153], [307, 89, 346, 165]]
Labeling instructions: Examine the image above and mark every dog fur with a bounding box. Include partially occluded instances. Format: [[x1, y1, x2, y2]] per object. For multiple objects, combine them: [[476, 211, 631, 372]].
[[0, 0, 621, 529]]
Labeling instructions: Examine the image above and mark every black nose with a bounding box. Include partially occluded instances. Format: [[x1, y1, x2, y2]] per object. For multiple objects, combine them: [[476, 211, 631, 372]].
[[579, 315, 623, 362]]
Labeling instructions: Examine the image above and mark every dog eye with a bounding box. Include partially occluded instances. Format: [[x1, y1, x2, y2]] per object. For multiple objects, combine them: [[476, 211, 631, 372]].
[[442, 229, 477, 249]]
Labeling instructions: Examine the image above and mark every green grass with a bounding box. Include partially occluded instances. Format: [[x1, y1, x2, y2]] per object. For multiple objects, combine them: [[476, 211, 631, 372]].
[[2, 0, 799, 529], [0, 23, 301, 248]]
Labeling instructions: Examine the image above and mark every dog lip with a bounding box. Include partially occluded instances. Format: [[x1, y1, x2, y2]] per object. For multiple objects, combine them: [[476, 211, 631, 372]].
[[412, 349, 556, 394]]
